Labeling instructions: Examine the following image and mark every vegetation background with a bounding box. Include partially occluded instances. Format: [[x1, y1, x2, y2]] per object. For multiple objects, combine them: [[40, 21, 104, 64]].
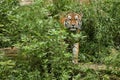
[[0, 0, 120, 79]]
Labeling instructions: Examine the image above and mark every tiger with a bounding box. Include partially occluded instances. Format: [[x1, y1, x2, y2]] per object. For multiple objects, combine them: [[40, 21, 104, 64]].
[[60, 12, 83, 64], [60, 12, 83, 32]]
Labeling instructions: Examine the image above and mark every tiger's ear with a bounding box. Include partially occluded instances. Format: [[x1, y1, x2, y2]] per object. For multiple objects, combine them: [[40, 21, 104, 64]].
[[78, 13, 83, 21], [60, 16, 67, 25], [79, 13, 83, 18]]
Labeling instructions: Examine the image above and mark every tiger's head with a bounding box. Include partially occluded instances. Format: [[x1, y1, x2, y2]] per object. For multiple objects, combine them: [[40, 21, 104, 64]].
[[60, 13, 83, 32]]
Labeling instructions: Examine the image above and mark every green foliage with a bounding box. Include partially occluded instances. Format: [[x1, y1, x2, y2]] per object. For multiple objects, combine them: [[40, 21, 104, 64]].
[[0, 0, 120, 79], [78, 1, 120, 64], [0, 0, 19, 47]]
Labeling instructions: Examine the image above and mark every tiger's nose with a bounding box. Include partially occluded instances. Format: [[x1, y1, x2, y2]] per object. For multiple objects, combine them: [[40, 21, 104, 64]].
[[72, 24, 75, 27]]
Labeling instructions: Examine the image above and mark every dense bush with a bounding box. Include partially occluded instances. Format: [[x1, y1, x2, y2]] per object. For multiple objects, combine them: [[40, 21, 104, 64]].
[[0, 0, 19, 47], [79, 1, 120, 63], [0, 0, 120, 79]]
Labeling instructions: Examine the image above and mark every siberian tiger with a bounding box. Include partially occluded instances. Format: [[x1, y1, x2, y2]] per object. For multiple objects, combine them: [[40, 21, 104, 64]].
[[60, 12, 83, 64], [60, 12, 82, 32]]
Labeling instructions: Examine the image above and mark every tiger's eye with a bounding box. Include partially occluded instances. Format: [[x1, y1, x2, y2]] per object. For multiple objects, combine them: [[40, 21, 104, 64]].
[[68, 15, 71, 20], [75, 15, 78, 20]]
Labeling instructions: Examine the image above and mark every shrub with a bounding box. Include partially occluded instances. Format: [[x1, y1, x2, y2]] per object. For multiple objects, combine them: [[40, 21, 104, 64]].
[[0, 0, 19, 47], [0, 0, 120, 79]]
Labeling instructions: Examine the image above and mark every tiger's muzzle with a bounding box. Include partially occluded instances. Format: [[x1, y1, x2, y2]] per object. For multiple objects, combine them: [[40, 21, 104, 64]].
[[65, 20, 82, 31]]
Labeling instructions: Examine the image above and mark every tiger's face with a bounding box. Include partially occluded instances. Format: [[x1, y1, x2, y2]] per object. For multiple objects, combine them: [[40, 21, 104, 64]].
[[62, 13, 83, 31]]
